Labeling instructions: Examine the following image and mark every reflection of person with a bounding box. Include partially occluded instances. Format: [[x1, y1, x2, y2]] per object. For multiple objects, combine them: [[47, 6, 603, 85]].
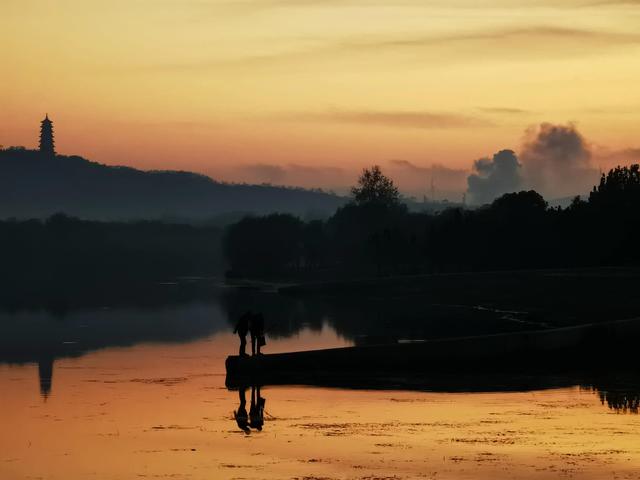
[[249, 385, 265, 431], [233, 312, 251, 356], [250, 313, 266, 356], [234, 387, 250, 434]]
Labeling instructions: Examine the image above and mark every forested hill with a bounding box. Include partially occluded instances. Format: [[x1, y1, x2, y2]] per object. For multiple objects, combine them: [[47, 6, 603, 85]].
[[0, 149, 346, 221]]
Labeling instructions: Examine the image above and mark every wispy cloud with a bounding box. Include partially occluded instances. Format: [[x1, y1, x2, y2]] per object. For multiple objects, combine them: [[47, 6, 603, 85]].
[[238, 163, 287, 183], [341, 26, 640, 51], [598, 147, 640, 162], [477, 107, 533, 115], [179, 0, 640, 12], [237, 162, 345, 186], [578, 105, 640, 115], [389, 159, 466, 175], [283, 110, 493, 129], [140, 26, 640, 73], [387, 159, 468, 199]]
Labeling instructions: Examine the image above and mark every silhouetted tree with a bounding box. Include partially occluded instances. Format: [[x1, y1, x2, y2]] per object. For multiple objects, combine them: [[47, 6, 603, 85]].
[[589, 164, 640, 210], [585, 164, 640, 264], [0, 215, 224, 294], [489, 190, 547, 215], [351, 165, 400, 206], [302, 220, 327, 270], [215, 165, 640, 279], [223, 214, 304, 276]]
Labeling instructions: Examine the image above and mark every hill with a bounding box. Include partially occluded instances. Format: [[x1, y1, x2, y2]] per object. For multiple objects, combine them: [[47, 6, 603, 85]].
[[0, 148, 346, 221]]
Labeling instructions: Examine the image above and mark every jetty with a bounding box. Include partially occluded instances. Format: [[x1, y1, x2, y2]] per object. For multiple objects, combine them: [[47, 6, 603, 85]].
[[226, 317, 640, 389]]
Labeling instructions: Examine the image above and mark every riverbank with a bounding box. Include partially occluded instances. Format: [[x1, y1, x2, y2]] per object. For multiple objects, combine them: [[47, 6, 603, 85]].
[[226, 316, 640, 389]]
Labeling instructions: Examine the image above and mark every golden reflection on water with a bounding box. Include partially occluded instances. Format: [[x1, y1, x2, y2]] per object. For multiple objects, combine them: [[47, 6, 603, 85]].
[[1, 330, 640, 480]]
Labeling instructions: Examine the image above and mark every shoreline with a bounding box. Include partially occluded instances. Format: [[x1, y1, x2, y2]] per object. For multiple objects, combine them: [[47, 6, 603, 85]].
[[226, 316, 640, 389]]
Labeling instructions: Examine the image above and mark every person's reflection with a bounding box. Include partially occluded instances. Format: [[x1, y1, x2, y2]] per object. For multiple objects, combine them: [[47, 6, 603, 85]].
[[233, 385, 267, 433], [249, 385, 266, 431], [234, 387, 250, 434]]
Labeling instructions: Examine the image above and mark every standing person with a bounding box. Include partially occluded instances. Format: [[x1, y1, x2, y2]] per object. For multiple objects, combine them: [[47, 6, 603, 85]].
[[250, 312, 266, 356], [233, 311, 251, 356]]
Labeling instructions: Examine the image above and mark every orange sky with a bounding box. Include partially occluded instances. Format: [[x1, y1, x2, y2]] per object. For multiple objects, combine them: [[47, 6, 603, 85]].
[[2, 0, 640, 197]]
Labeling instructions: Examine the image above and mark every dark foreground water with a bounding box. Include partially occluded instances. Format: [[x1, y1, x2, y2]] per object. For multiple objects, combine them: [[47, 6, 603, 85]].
[[1, 283, 640, 479]]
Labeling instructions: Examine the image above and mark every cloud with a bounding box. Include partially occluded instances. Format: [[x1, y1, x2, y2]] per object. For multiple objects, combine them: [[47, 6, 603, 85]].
[[331, 27, 640, 66], [584, 0, 640, 5], [327, 26, 640, 58], [238, 160, 469, 200], [239, 163, 287, 184], [288, 110, 492, 129], [237, 163, 345, 188], [477, 107, 533, 115], [466, 150, 523, 205], [182, 0, 640, 12], [520, 123, 599, 198], [140, 24, 640, 73], [357, 26, 640, 48], [387, 160, 467, 200], [599, 147, 640, 163], [388, 159, 467, 183]]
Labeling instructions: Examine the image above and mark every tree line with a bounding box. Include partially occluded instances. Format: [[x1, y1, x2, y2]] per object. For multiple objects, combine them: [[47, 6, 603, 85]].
[[224, 164, 640, 279], [0, 214, 224, 292]]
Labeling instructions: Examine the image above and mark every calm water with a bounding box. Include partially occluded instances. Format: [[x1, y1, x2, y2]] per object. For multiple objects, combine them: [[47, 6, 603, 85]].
[[1, 285, 640, 479]]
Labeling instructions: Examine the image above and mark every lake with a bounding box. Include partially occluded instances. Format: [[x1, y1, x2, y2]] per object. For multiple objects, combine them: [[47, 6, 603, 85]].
[[1, 282, 639, 479]]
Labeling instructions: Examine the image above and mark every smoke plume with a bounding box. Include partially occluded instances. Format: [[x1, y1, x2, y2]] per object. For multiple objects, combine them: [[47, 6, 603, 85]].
[[467, 149, 522, 205], [520, 123, 599, 199], [466, 123, 601, 205]]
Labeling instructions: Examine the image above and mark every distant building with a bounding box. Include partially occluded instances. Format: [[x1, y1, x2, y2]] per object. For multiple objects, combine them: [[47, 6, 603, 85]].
[[39, 114, 55, 157]]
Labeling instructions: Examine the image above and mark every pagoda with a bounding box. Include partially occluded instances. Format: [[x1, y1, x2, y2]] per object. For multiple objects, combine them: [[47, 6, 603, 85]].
[[39, 114, 55, 157]]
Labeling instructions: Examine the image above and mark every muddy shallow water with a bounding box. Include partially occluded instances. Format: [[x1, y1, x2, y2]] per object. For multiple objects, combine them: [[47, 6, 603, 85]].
[[2, 327, 640, 480]]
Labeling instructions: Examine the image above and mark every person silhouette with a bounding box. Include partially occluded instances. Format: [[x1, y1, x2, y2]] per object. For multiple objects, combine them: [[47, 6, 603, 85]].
[[233, 311, 251, 356], [250, 313, 266, 356], [234, 387, 250, 434], [249, 385, 265, 431]]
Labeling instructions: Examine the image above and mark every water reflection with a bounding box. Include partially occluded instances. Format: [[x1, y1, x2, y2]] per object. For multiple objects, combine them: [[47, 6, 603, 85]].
[[234, 388, 250, 433], [228, 375, 640, 417], [38, 355, 53, 399], [250, 385, 266, 431], [3, 280, 640, 414], [220, 288, 541, 343], [0, 302, 227, 398], [583, 384, 640, 414], [5, 283, 640, 479], [599, 389, 640, 414], [0, 280, 540, 399], [233, 385, 267, 434]]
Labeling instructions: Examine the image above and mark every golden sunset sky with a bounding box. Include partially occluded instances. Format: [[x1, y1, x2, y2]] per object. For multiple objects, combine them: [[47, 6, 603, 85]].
[[2, 0, 640, 196]]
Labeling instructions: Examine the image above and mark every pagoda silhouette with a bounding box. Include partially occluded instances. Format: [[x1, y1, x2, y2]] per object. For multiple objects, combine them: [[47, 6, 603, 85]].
[[39, 114, 55, 157]]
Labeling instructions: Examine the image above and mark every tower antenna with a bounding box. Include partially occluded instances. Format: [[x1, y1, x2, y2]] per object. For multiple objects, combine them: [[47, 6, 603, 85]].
[[430, 177, 436, 202]]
